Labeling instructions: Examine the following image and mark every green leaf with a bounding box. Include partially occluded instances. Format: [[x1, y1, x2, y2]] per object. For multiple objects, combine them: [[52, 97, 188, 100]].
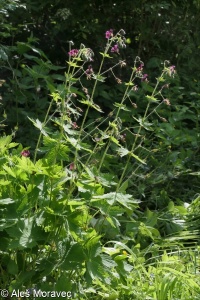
[[99, 52, 112, 58], [79, 99, 103, 112], [92, 74, 107, 82], [3, 165, 16, 178], [0, 135, 12, 151], [130, 151, 146, 164], [145, 95, 159, 103], [92, 192, 140, 209], [116, 147, 129, 157], [0, 198, 14, 205], [19, 217, 36, 248], [8, 259, 18, 275], [0, 47, 8, 60], [28, 118, 48, 136], [114, 102, 130, 111], [110, 136, 120, 145]]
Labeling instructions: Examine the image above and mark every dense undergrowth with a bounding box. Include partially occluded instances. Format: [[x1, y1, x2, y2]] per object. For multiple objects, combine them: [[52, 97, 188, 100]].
[[1, 1, 200, 300]]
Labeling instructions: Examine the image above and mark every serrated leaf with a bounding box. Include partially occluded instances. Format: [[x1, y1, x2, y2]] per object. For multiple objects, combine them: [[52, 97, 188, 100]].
[[92, 192, 140, 209], [101, 254, 117, 268], [67, 61, 82, 68], [99, 52, 113, 58], [0, 179, 11, 185], [117, 147, 129, 157], [145, 95, 159, 102], [79, 99, 103, 112], [28, 117, 48, 136], [3, 165, 16, 178], [92, 74, 107, 82], [0, 135, 12, 150], [114, 103, 130, 111]]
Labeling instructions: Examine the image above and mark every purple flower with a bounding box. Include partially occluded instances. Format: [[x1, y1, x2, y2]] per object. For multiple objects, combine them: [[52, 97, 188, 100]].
[[69, 162, 75, 170], [68, 49, 79, 57], [111, 44, 119, 53], [169, 65, 176, 76], [21, 150, 30, 157], [71, 122, 79, 129], [169, 65, 175, 71], [141, 74, 148, 82], [105, 29, 113, 39], [85, 65, 93, 75], [137, 63, 144, 72]]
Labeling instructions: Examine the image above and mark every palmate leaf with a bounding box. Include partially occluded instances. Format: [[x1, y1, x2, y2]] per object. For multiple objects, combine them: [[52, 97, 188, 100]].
[[114, 102, 130, 111], [116, 147, 129, 157], [79, 99, 104, 112], [66, 136, 92, 152], [0, 135, 12, 152], [91, 192, 140, 209], [28, 117, 48, 136], [116, 146, 146, 164], [86, 247, 117, 282], [145, 95, 159, 103], [3, 165, 16, 178]]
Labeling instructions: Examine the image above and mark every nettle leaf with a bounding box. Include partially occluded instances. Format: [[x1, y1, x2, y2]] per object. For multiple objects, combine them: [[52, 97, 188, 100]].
[[86, 256, 105, 280], [101, 254, 117, 269]]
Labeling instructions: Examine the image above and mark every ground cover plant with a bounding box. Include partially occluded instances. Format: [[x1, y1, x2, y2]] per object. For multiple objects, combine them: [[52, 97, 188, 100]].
[[0, 24, 200, 300]]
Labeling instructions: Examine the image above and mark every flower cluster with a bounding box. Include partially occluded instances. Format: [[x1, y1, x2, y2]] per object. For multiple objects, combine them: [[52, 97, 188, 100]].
[[68, 49, 79, 57], [85, 65, 94, 79], [105, 29, 126, 54]]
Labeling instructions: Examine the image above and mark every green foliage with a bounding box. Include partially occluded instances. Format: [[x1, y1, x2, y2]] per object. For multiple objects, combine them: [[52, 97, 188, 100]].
[[0, 1, 200, 298]]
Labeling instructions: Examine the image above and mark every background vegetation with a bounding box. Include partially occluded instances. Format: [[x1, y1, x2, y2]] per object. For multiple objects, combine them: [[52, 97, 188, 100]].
[[0, 0, 200, 299]]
